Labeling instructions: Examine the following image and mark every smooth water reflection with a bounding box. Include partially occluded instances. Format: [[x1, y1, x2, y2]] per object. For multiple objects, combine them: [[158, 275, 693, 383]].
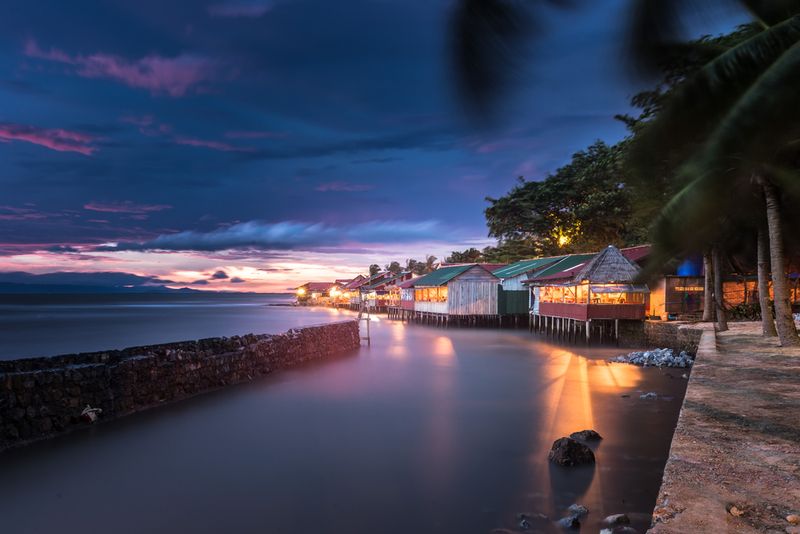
[[0, 301, 685, 534]]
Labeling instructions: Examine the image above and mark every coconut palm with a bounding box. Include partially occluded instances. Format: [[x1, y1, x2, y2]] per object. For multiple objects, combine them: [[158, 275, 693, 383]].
[[451, 0, 800, 345]]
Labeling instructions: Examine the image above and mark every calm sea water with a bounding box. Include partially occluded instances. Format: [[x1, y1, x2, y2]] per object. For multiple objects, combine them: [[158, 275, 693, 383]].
[[0, 293, 324, 359], [0, 294, 686, 533]]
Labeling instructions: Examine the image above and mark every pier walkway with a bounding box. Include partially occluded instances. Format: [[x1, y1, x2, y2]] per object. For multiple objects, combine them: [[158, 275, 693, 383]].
[[650, 322, 800, 533]]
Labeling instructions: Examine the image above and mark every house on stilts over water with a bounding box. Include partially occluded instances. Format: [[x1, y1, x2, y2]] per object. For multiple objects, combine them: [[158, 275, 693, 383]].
[[526, 245, 649, 343], [399, 264, 503, 326], [493, 256, 565, 323], [359, 271, 413, 312]]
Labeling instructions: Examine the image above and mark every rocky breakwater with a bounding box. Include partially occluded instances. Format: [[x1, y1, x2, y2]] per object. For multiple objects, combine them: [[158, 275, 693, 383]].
[[0, 320, 360, 451]]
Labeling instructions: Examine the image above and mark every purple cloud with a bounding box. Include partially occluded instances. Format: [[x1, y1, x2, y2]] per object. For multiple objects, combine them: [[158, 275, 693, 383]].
[[208, 1, 275, 18], [174, 136, 252, 153], [84, 201, 172, 215], [225, 130, 286, 139], [120, 115, 172, 136], [100, 219, 448, 252], [0, 122, 96, 155], [315, 181, 375, 192], [230, 276, 246, 283], [24, 39, 218, 97], [211, 270, 229, 279], [0, 206, 49, 221]]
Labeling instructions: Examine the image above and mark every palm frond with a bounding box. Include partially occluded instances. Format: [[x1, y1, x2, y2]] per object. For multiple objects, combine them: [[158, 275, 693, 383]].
[[741, 0, 800, 26], [695, 40, 800, 172], [450, 0, 574, 122], [629, 15, 800, 174], [627, 0, 749, 74], [642, 39, 800, 276]]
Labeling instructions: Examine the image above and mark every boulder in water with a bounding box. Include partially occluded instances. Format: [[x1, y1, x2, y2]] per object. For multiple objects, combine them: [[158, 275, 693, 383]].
[[548, 437, 595, 466], [569, 429, 602, 442], [603, 513, 631, 526], [556, 515, 580, 529], [567, 504, 589, 517]]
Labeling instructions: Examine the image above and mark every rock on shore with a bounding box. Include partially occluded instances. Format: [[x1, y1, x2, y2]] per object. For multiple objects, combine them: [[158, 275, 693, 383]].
[[611, 348, 694, 368]]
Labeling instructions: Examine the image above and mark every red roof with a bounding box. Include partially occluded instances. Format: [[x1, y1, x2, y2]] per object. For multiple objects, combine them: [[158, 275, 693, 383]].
[[534, 264, 587, 282], [398, 278, 417, 289], [301, 282, 337, 291], [621, 245, 651, 264], [480, 263, 508, 273], [343, 275, 367, 290]]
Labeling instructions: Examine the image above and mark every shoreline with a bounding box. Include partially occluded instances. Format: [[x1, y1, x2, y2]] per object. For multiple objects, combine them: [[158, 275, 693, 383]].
[[649, 322, 800, 533]]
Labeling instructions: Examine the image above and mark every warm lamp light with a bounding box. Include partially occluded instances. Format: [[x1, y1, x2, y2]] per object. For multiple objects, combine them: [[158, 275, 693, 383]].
[[297, 287, 306, 296]]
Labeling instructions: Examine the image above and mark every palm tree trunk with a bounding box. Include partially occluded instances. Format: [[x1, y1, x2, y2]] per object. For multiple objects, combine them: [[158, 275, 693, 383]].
[[702, 250, 715, 322], [712, 245, 728, 332], [757, 224, 777, 336], [761, 179, 799, 346]]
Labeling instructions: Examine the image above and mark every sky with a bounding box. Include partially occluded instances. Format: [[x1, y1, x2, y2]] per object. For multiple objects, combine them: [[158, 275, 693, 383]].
[[0, 0, 747, 292]]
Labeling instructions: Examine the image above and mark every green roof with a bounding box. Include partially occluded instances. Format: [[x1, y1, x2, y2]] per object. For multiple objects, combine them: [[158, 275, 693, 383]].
[[493, 256, 565, 279], [528, 253, 596, 281], [412, 264, 475, 287]]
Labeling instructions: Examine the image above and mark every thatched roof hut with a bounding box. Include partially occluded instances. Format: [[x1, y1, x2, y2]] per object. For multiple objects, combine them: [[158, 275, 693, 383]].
[[574, 245, 641, 284]]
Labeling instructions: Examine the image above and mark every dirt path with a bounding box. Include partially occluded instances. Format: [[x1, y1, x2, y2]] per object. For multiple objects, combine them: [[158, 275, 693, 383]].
[[649, 322, 800, 533]]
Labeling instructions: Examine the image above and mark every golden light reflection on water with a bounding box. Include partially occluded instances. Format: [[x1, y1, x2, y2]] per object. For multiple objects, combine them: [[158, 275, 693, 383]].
[[431, 336, 456, 367], [422, 334, 458, 493], [387, 322, 407, 359], [592, 359, 641, 391], [525, 344, 646, 517]]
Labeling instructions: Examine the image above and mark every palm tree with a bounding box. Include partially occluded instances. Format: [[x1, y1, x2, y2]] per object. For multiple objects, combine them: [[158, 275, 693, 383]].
[[451, 0, 800, 345]]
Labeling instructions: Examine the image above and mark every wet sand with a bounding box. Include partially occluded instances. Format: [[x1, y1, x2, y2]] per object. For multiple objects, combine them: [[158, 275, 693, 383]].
[[0, 306, 688, 533]]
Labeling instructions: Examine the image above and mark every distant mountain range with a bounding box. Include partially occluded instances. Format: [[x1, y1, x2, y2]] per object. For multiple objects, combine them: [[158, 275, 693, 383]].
[[0, 271, 199, 294]]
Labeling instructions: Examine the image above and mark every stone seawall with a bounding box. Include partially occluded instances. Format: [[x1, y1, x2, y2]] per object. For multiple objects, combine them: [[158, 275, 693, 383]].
[[0, 320, 360, 452], [618, 321, 703, 353], [644, 321, 703, 353]]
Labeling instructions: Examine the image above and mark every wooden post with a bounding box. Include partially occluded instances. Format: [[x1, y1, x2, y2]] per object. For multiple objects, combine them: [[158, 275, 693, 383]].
[[586, 320, 591, 344]]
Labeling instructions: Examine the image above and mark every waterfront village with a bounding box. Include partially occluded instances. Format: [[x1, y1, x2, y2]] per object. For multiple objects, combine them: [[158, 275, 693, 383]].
[[295, 243, 792, 343]]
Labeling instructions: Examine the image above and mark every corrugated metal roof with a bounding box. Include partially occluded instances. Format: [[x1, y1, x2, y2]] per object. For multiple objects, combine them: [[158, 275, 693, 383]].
[[411, 264, 475, 287], [398, 277, 417, 289], [493, 256, 564, 279], [362, 272, 411, 290], [299, 282, 337, 291], [621, 245, 651, 264], [527, 253, 596, 282], [349, 272, 390, 289], [343, 276, 367, 290]]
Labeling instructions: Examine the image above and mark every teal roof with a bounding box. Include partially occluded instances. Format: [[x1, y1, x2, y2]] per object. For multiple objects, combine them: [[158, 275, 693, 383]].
[[411, 264, 475, 287], [528, 253, 596, 281], [493, 256, 565, 279]]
